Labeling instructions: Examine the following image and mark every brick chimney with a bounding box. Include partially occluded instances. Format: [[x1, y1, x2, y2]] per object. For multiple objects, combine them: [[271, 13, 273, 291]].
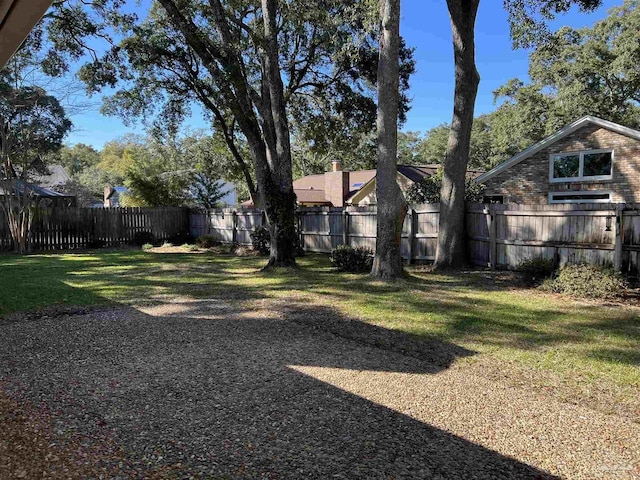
[[104, 186, 112, 207], [325, 161, 349, 207]]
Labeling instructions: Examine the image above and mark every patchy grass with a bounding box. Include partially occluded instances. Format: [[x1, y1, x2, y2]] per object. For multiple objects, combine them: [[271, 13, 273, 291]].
[[0, 250, 638, 396]]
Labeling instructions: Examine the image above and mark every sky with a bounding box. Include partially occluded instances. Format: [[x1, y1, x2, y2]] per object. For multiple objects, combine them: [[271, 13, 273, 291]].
[[65, 0, 622, 149]]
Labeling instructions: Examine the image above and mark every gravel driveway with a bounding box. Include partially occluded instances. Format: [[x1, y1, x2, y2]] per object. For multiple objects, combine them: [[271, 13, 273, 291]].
[[1, 297, 638, 479]]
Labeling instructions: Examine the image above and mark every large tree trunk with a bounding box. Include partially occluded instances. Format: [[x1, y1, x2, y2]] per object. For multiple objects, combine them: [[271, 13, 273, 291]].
[[371, 0, 407, 280], [435, 0, 480, 270]]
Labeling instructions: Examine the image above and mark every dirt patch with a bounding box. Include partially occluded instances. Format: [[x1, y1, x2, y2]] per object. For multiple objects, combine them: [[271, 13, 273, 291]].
[[147, 244, 261, 257]]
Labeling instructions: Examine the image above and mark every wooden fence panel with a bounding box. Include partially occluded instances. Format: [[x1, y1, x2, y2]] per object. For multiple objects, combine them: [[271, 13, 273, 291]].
[[0, 207, 189, 252], [192, 203, 632, 271]]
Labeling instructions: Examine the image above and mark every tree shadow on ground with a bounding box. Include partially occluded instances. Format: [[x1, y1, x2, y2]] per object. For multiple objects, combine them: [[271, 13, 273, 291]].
[[0, 292, 558, 478]]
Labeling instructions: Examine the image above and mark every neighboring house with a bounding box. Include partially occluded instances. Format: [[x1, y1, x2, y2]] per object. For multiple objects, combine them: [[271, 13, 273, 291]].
[[292, 161, 483, 207], [104, 186, 129, 207], [477, 116, 640, 204]]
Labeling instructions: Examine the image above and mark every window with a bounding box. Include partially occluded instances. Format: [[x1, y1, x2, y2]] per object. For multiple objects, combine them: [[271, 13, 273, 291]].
[[548, 191, 612, 204], [550, 149, 613, 182]]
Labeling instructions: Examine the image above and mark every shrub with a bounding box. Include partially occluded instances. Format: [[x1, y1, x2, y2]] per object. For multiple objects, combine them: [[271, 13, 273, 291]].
[[405, 170, 485, 204], [540, 264, 627, 299], [195, 235, 219, 248], [141, 243, 153, 251], [250, 226, 271, 255], [88, 239, 105, 249], [166, 233, 192, 245], [131, 231, 154, 246], [330, 245, 373, 273], [518, 257, 556, 284], [162, 241, 173, 248]]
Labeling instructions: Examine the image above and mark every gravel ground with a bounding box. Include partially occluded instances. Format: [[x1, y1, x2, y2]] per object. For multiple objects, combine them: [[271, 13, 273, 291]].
[[1, 298, 638, 479]]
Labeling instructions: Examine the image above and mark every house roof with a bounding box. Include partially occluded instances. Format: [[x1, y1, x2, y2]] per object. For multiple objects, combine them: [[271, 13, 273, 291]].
[[0, 0, 54, 68], [294, 188, 331, 205], [476, 116, 640, 184], [33, 164, 71, 189], [397, 164, 439, 182], [0, 178, 74, 198]]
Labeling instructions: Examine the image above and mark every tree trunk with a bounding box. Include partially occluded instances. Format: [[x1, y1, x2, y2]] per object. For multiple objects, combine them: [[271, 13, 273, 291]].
[[435, 0, 481, 270], [371, 0, 407, 280], [261, 0, 297, 268]]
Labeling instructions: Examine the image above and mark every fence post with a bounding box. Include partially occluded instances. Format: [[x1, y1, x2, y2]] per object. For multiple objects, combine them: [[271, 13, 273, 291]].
[[613, 203, 624, 272], [408, 208, 416, 264], [232, 210, 238, 244], [296, 210, 303, 251], [342, 209, 348, 246], [487, 205, 497, 270]]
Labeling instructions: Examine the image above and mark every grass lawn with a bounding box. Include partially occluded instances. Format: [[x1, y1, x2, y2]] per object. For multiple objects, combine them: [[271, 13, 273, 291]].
[[1, 248, 638, 405]]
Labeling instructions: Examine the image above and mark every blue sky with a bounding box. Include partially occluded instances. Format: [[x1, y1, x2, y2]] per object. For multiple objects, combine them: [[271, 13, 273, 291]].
[[66, 0, 621, 148]]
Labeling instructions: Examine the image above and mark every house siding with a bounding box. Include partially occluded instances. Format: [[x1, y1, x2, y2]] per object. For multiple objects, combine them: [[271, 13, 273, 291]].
[[483, 124, 640, 204]]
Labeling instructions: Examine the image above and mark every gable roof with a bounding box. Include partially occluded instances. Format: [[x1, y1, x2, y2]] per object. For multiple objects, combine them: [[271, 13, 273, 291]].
[[0, 179, 74, 198], [33, 164, 71, 189], [476, 116, 640, 184]]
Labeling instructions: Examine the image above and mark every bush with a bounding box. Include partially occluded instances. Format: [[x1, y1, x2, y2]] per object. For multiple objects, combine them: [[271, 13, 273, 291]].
[[162, 241, 173, 248], [181, 243, 199, 252], [166, 233, 192, 245], [405, 170, 485, 204], [330, 245, 373, 273], [88, 239, 105, 249], [195, 235, 219, 249], [250, 226, 271, 255], [518, 257, 556, 284], [131, 231, 154, 246], [141, 243, 153, 251], [540, 264, 627, 299]]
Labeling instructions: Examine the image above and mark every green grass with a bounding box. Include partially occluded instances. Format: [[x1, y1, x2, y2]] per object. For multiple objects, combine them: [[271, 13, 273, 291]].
[[0, 249, 638, 392]]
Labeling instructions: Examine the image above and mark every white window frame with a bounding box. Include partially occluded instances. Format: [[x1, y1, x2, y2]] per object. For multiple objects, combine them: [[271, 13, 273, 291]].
[[549, 148, 614, 183], [548, 190, 613, 204]]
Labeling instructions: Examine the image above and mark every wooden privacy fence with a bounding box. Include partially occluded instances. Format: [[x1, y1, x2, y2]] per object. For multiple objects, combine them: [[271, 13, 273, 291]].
[[0, 207, 189, 252], [190, 209, 264, 245], [191, 203, 640, 273]]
